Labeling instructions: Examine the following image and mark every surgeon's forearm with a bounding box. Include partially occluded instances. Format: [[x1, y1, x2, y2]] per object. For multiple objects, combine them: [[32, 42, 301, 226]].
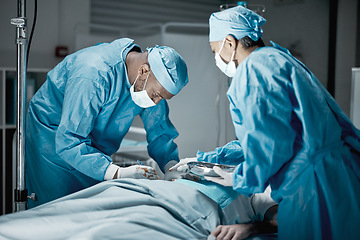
[[197, 140, 244, 165], [148, 139, 179, 170]]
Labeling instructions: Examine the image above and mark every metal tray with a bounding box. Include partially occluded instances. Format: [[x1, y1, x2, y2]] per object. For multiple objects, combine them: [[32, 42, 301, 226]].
[[187, 161, 236, 177]]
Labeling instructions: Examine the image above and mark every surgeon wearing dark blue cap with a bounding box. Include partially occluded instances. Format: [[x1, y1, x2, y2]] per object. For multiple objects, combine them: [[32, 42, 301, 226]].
[[26, 38, 189, 208], [172, 5, 360, 240]]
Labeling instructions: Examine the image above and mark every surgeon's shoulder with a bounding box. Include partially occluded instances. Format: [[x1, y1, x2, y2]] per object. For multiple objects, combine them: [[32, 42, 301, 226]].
[[247, 46, 287, 67], [67, 46, 108, 69], [73, 38, 133, 65], [245, 46, 295, 80], [111, 38, 135, 47]]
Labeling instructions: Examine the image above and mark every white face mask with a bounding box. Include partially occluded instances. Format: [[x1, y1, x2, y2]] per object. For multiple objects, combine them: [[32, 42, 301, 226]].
[[215, 39, 237, 78], [130, 72, 156, 108]]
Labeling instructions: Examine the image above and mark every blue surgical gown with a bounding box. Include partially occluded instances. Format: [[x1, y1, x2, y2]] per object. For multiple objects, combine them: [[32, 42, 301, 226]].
[[199, 41, 360, 239], [26, 38, 180, 208]]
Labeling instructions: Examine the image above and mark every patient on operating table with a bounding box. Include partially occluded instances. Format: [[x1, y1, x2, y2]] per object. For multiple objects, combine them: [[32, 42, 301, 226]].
[[0, 177, 277, 240]]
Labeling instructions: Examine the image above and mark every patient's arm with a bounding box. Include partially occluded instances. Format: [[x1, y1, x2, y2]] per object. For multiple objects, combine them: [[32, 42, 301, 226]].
[[210, 205, 278, 240]]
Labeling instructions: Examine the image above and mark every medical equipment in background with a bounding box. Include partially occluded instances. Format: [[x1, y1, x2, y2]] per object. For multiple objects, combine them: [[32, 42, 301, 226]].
[[220, 1, 266, 16], [10, 0, 38, 212], [10, 0, 28, 212], [351, 68, 360, 129], [186, 161, 237, 177]]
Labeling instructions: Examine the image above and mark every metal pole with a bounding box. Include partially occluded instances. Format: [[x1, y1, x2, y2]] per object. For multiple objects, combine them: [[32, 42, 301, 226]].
[[11, 0, 28, 212]]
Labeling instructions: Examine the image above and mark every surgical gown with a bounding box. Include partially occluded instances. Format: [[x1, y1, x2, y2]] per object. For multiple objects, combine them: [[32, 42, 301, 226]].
[[26, 38, 180, 208], [199, 41, 360, 239]]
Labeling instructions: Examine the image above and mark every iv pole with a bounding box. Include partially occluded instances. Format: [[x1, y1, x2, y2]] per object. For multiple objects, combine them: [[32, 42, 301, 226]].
[[11, 0, 29, 211]]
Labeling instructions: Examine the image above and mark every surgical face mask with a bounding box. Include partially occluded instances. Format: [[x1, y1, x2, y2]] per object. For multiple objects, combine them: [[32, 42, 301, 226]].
[[215, 40, 237, 78], [130, 72, 156, 108]]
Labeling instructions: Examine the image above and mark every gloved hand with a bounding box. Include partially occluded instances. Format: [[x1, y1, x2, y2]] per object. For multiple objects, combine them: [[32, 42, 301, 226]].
[[164, 160, 183, 181], [117, 165, 159, 180], [204, 166, 233, 186], [169, 157, 197, 172]]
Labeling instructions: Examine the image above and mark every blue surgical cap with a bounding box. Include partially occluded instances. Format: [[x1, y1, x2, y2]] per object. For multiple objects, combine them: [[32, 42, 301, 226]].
[[147, 46, 189, 95], [209, 5, 266, 42]]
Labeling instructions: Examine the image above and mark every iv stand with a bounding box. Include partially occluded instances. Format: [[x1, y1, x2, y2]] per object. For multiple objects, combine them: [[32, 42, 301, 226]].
[[11, 0, 29, 211]]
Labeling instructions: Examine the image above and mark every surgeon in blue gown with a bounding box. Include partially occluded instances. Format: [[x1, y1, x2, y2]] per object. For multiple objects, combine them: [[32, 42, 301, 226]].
[[172, 6, 360, 240], [26, 38, 189, 208]]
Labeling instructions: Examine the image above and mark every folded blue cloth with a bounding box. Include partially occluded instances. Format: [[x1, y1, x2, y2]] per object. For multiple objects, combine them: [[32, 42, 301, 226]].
[[175, 179, 240, 208]]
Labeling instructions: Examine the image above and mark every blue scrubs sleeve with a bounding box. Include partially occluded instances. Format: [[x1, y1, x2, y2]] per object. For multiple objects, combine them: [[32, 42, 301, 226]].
[[196, 140, 245, 165], [140, 100, 180, 171], [231, 62, 297, 196], [55, 77, 111, 181]]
